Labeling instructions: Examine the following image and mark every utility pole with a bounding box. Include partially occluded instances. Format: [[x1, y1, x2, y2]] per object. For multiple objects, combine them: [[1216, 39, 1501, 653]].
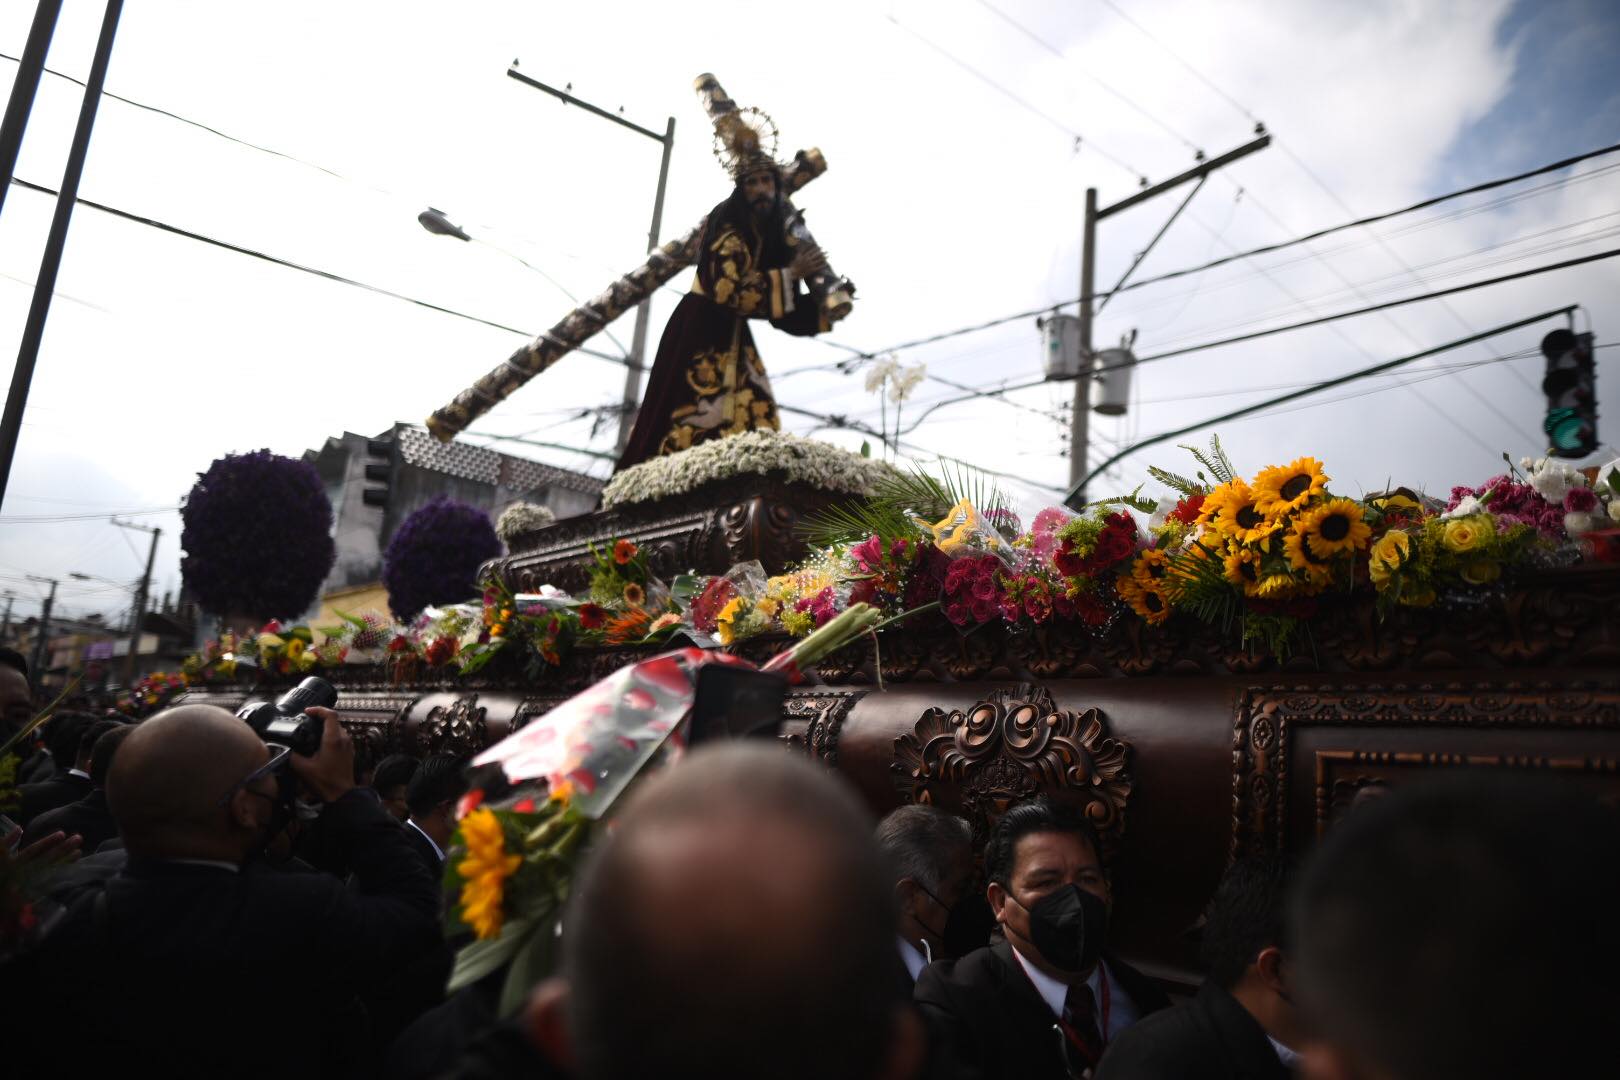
[[0, 0, 123, 509], [25, 574, 57, 691], [0, 590, 14, 643], [1068, 133, 1271, 506], [0, 0, 62, 221], [506, 66, 675, 455], [115, 517, 160, 686]]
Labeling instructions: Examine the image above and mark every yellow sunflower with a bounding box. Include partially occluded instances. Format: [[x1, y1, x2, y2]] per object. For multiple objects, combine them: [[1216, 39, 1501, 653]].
[[1298, 498, 1372, 559], [1223, 546, 1261, 591], [456, 808, 522, 940], [714, 596, 748, 646], [1252, 457, 1329, 516], [1117, 576, 1171, 626], [1253, 574, 1298, 600], [1196, 480, 1245, 533], [1209, 479, 1281, 547], [1132, 548, 1173, 588]]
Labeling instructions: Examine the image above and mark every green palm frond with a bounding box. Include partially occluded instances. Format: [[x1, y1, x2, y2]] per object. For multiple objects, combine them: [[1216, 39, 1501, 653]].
[[1180, 435, 1238, 486], [1088, 484, 1158, 514], [1166, 548, 1238, 631], [1147, 465, 1205, 496], [800, 459, 1010, 549]]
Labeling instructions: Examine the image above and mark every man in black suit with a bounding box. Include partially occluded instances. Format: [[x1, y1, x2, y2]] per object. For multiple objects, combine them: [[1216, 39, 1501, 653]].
[[1096, 856, 1301, 1079], [15, 710, 98, 825], [915, 797, 1169, 1080], [22, 720, 130, 851], [373, 752, 420, 822], [1291, 775, 1619, 1080], [403, 752, 467, 881], [5, 702, 441, 1077], [876, 803, 975, 990]]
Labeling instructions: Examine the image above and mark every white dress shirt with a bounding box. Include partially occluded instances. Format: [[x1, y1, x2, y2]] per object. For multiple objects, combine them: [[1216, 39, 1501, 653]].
[[1010, 943, 1140, 1041], [897, 935, 929, 982], [1268, 1035, 1302, 1068], [405, 818, 446, 863]]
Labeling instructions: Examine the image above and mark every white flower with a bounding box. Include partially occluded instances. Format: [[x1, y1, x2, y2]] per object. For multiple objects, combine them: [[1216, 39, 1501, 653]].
[[1608, 499, 1620, 524], [496, 502, 555, 545], [1565, 511, 1599, 537], [888, 362, 927, 403], [864, 354, 900, 394], [1442, 495, 1484, 520], [600, 430, 901, 509], [1525, 457, 1582, 505]]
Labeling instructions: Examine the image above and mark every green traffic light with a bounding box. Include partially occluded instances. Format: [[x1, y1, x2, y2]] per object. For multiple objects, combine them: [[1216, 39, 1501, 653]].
[[1544, 408, 1591, 453]]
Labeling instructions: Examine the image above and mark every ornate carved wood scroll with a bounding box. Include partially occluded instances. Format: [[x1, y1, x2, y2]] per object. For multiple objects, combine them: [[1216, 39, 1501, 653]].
[[892, 683, 1133, 853], [780, 690, 868, 767], [1230, 680, 1620, 861], [416, 693, 489, 758]]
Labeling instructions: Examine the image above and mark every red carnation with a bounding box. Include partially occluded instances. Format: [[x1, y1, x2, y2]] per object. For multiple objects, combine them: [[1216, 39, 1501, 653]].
[[1169, 494, 1206, 525]]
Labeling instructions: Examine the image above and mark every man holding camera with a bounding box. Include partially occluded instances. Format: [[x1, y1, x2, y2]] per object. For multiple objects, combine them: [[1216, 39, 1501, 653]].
[[6, 703, 441, 1077]]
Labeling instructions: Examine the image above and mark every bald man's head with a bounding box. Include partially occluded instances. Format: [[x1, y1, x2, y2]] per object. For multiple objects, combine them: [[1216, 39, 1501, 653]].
[[563, 742, 907, 1080], [108, 705, 276, 861]]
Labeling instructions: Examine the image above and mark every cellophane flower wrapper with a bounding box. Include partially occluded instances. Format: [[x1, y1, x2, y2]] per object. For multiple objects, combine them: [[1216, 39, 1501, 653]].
[[680, 560, 769, 647], [469, 647, 760, 820]]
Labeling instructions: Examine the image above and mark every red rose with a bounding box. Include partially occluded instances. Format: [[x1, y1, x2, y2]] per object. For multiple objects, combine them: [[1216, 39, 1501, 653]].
[[1053, 542, 1084, 577], [945, 601, 972, 626], [969, 597, 996, 623]]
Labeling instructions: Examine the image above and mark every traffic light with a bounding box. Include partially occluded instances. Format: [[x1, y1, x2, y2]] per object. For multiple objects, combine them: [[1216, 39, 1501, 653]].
[[1541, 329, 1597, 458], [362, 435, 395, 507]]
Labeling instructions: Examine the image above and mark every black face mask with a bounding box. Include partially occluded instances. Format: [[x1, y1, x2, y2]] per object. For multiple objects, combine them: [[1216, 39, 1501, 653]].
[[1023, 884, 1108, 974]]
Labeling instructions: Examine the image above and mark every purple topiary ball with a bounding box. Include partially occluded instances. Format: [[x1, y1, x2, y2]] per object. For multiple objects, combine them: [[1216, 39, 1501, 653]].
[[382, 496, 502, 620], [180, 450, 336, 621]]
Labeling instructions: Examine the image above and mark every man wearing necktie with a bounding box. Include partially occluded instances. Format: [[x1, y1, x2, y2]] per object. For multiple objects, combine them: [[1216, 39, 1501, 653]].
[[915, 798, 1170, 1079]]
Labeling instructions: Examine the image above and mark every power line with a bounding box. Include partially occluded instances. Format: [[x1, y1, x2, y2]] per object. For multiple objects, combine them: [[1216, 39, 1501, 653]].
[[848, 153, 1620, 367], [6, 177, 634, 368], [1094, 0, 1264, 127], [1068, 305, 1576, 503], [1106, 246, 1616, 372], [0, 506, 176, 524], [1099, 140, 1620, 301], [883, 13, 1149, 184], [972, 0, 1205, 156]]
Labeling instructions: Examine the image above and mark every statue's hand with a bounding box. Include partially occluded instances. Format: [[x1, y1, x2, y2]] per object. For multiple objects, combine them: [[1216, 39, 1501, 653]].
[[789, 245, 829, 281]]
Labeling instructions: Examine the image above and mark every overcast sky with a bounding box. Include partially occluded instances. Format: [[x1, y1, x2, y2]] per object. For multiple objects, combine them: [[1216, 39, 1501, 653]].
[[2, 0, 1617, 623]]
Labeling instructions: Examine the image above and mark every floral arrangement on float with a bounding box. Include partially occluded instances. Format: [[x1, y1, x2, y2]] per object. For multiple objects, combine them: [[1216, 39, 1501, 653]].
[[671, 438, 1619, 658], [175, 438, 1620, 683]]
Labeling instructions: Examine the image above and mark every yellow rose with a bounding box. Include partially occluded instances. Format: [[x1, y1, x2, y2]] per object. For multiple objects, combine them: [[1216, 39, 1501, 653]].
[[1442, 516, 1490, 553], [1368, 531, 1411, 589], [1399, 583, 1437, 608], [1460, 560, 1501, 585]]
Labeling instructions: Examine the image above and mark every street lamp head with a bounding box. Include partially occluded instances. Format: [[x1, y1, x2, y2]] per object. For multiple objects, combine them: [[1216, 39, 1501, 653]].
[[418, 207, 471, 241], [69, 572, 91, 581]]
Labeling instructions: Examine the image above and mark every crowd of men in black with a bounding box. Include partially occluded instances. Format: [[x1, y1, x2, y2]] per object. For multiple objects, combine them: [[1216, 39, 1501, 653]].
[[1, 642, 1614, 1079]]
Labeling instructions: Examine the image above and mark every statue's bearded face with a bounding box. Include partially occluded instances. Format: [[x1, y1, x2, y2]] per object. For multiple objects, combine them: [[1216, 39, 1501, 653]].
[[742, 169, 777, 218]]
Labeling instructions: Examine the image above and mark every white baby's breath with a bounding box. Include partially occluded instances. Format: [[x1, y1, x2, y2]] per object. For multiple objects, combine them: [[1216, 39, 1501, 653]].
[[601, 430, 901, 509]]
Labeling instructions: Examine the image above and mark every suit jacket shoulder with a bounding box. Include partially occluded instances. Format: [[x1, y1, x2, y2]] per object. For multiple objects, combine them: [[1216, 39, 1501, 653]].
[[1095, 982, 1290, 1080], [915, 941, 1070, 1080], [1105, 951, 1173, 1017]]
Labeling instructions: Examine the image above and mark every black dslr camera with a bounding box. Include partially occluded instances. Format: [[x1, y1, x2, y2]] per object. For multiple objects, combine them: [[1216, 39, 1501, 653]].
[[236, 676, 338, 756]]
